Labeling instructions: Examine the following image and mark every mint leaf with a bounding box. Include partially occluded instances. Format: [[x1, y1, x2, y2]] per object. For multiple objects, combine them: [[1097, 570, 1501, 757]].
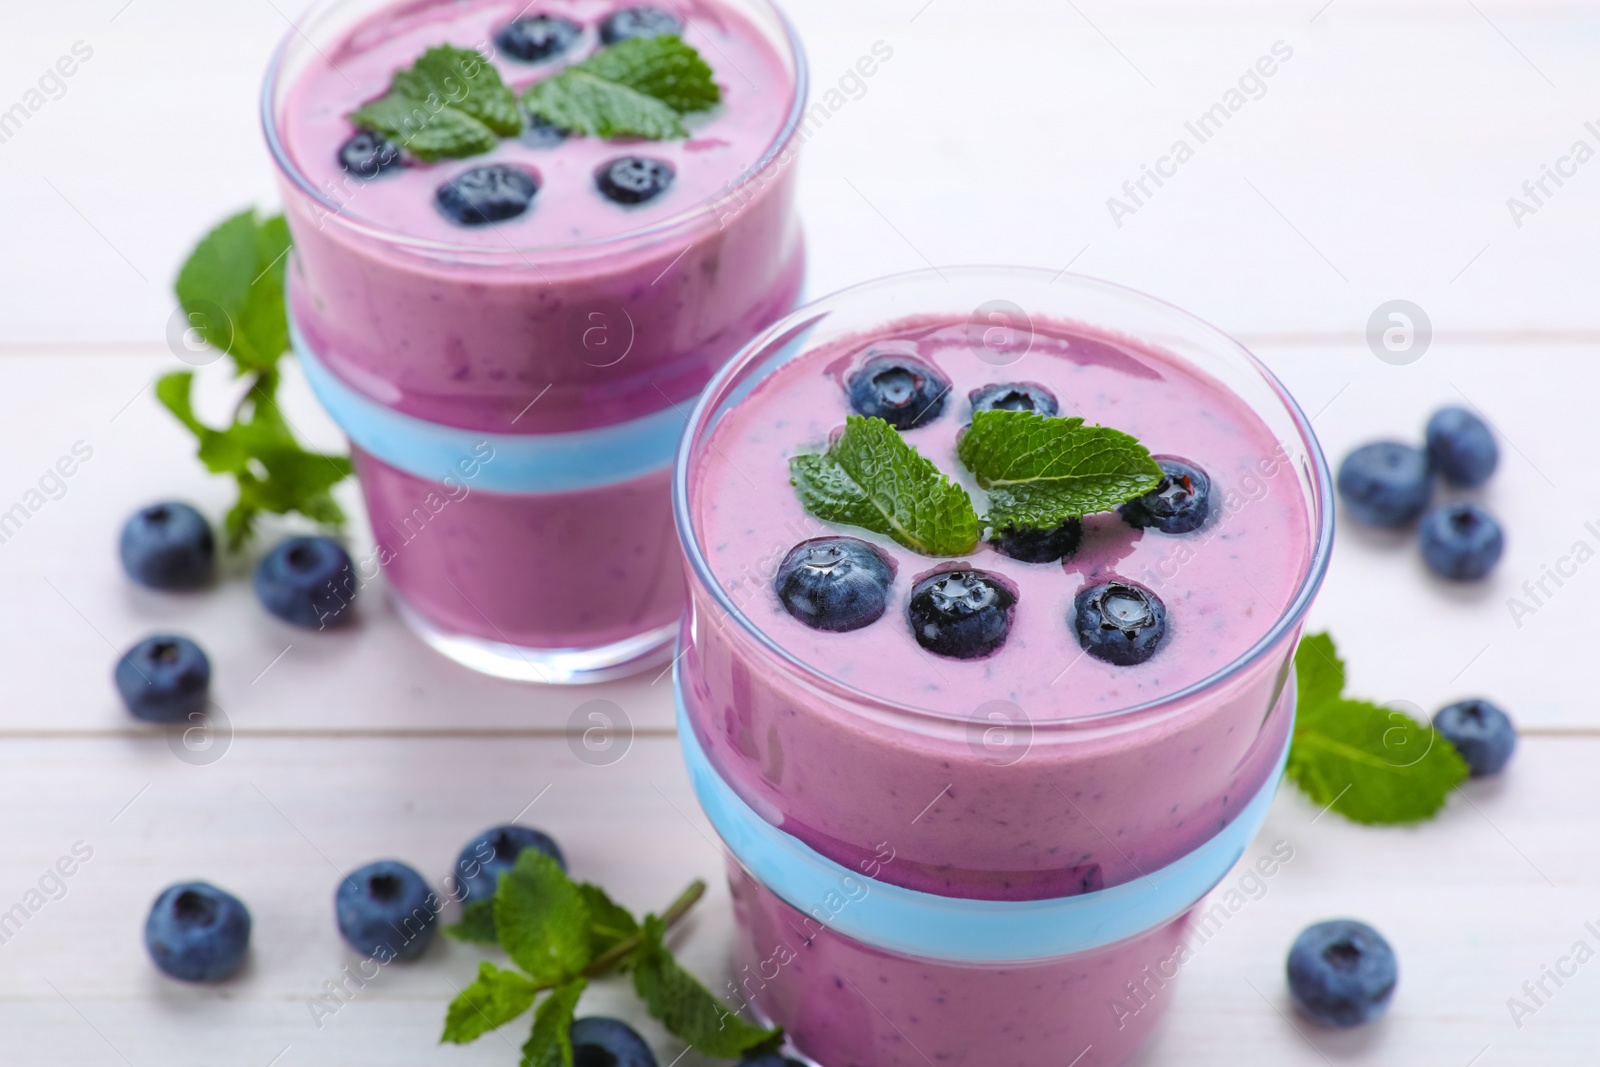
[[494, 850, 594, 986], [1286, 633, 1469, 825], [521, 35, 720, 139], [174, 209, 291, 375], [442, 962, 540, 1044], [350, 45, 519, 160], [577, 883, 639, 956], [791, 416, 980, 556], [444, 898, 499, 945], [957, 410, 1162, 532], [631, 915, 781, 1058], [522, 978, 587, 1067]]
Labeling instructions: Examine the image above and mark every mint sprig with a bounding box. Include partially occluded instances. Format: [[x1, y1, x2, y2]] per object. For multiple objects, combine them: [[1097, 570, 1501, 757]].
[[791, 416, 981, 557], [160, 209, 352, 548], [957, 410, 1163, 533], [521, 35, 720, 139], [441, 850, 780, 1062], [1286, 633, 1469, 825], [349, 45, 522, 160]]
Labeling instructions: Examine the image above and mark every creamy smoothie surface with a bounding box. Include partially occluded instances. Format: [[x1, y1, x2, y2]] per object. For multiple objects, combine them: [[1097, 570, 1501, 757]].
[[692, 316, 1312, 721], [280, 0, 795, 246]]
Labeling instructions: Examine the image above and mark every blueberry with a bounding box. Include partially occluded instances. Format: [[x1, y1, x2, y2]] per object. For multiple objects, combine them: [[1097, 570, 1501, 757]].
[[907, 570, 1015, 659], [1336, 441, 1432, 527], [1287, 919, 1398, 1028], [571, 1017, 658, 1067], [846, 354, 950, 430], [521, 111, 570, 148], [338, 129, 402, 179], [990, 519, 1082, 564], [1073, 580, 1167, 666], [496, 14, 583, 62], [596, 156, 676, 205], [1418, 502, 1504, 580], [1425, 406, 1498, 488], [253, 536, 357, 629], [120, 502, 214, 591], [740, 1057, 806, 1067], [115, 635, 211, 724], [599, 6, 683, 44], [144, 882, 251, 983], [436, 165, 540, 226], [774, 537, 895, 633], [1119, 457, 1211, 535], [1433, 698, 1516, 777], [335, 860, 438, 962], [968, 382, 1059, 420], [455, 825, 566, 904]]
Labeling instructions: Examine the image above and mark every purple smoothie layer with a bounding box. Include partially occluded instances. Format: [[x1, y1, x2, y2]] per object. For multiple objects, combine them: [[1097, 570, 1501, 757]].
[[271, 0, 804, 433], [356, 448, 683, 648], [681, 315, 1311, 899], [729, 863, 1192, 1067]]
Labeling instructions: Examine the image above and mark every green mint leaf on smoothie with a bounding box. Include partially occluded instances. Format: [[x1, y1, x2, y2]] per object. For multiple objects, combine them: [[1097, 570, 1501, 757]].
[[958, 410, 1163, 533], [350, 45, 520, 160], [791, 415, 981, 557], [442, 962, 541, 1044], [521, 35, 719, 139], [1286, 633, 1469, 825], [631, 915, 782, 1057], [494, 850, 594, 987], [522, 977, 588, 1067]]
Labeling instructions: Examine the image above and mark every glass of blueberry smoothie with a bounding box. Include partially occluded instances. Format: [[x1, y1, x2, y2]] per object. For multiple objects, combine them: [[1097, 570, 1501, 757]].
[[672, 268, 1334, 1065], [262, 0, 806, 681]]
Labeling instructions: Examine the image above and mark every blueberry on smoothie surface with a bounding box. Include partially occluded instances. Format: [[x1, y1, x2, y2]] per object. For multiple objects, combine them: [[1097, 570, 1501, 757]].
[[599, 6, 684, 44], [774, 537, 895, 633], [1432, 698, 1516, 777], [1119, 457, 1211, 535], [120, 501, 215, 590], [1286, 919, 1398, 1028], [1425, 405, 1498, 487], [114, 635, 211, 724], [1418, 502, 1503, 581], [435, 164, 541, 226], [335, 860, 439, 961], [496, 13, 583, 62], [455, 825, 566, 904], [1336, 441, 1432, 528], [144, 882, 251, 983], [1073, 580, 1167, 666], [595, 156, 676, 204], [968, 381, 1060, 419], [846, 354, 950, 430], [990, 518, 1083, 564], [338, 129, 402, 180], [907, 570, 1016, 659], [521, 111, 571, 148]]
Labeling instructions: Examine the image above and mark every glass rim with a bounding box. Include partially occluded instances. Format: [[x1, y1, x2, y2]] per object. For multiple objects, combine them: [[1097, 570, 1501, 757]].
[[258, 0, 810, 257], [672, 265, 1337, 729]]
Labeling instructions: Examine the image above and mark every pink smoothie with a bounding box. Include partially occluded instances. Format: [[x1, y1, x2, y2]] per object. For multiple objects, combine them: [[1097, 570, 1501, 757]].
[[681, 315, 1314, 898], [270, 0, 805, 433]]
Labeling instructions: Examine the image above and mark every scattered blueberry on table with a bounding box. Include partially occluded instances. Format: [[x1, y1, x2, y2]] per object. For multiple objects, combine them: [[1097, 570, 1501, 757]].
[[1074, 580, 1168, 666], [1120, 457, 1212, 534], [571, 1017, 659, 1067], [145, 882, 252, 983], [774, 537, 895, 633], [599, 6, 684, 44], [907, 570, 1015, 659], [120, 501, 215, 591], [253, 535, 358, 628], [115, 635, 211, 724], [741, 1055, 807, 1067], [1425, 406, 1498, 488], [847, 355, 949, 430], [1418, 502, 1504, 580], [1286, 919, 1398, 1028], [1336, 441, 1432, 528], [595, 156, 676, 205], [455, 825, 566, 904], [1433, 698, 1517, 777], [336, 860, 439, 961]]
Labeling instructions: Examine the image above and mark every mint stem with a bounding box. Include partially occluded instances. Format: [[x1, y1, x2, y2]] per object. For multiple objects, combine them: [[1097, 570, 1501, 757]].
[[583, 879, 705, 978]]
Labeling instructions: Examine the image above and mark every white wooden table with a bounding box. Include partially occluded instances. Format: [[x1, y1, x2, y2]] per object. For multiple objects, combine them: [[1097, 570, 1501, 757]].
[[1, 1, 1596, 1063]]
